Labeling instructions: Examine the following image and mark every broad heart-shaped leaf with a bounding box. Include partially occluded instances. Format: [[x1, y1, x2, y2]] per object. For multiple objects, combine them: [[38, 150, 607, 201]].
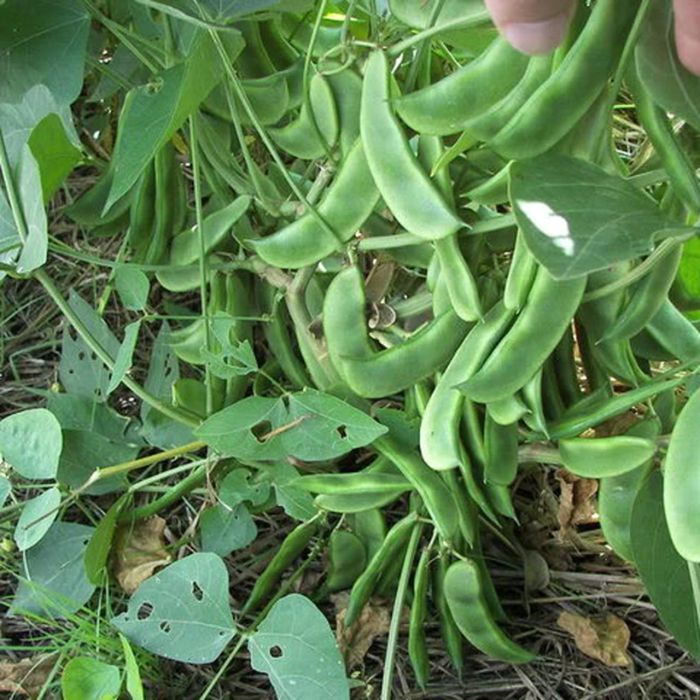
[[631, 471, 700, 658], [199, 503, 257, 557], [27, 113, 81, 202], [196, 391, 388, 463], [14, 487, 61, 551], [106, 33, 224, 209], [0, 0, 90, 105], [509, 154, 672, 280], [16, 145, 47, 274], [114, 267, 150, 311], [111, 552, 235, 664], [249, 594, 350, 700], [0, 408, 62, 480], [58, 291, 120, 402], [636, 0, 700, 133], [10, 521, 96, 618], [107, 321, 142, 395], [61, 657, 121, 700]]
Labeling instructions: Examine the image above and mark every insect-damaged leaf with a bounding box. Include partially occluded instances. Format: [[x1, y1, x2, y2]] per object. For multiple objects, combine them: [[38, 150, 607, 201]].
[[112, 553, 235, 664]]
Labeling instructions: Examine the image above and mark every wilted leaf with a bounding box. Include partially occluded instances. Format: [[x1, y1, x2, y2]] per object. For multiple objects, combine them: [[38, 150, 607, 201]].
[[113, 517, 172, 594], [0, 654, 55, 698], [557, 612, 631, 667], [557, 470, 598, 531], [333, 592, 391, 668]]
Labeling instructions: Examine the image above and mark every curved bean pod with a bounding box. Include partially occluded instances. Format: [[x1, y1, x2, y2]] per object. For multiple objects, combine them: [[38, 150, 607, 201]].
[[558, 435, 656, 478]]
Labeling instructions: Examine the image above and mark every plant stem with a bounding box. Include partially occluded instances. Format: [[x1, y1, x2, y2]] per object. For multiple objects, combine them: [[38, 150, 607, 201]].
[[381, 519, 423, 700]]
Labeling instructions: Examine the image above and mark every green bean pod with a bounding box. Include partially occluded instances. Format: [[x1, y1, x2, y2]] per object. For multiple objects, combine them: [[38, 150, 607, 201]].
[[602, 244, 683, 343], [433, 552, 464, 675], [461, 268, 586, 403], [484, 415, 519, 486], [361, 51, 462, 240], [435, 235, 483, 321], [326, 68, 362, 157], [242, 518, 319, 613], [348, 508, 387, 561], [558, 435, 656, 478], [520, 368, 548, 437], [645, 299, 700, 363], [504, 231, 537, 312], [444, 559, 535, 663], [396, 38, 529, 136], [441, 469, 477, 548], [294, 472, 412, 495], [253, 139, 379, 268], [490, 0, 640, 160], [485, 482, 517, 521], [420, 302, 514, 470], [324, 530, 367, 594], [487, 394, 531, 426], [598, 418, 660, 562], [269, 73, 339, 159], [664, 388, 700, 561], [375, 436, 459, 542], [409, 543, 432, 689], [345, 511, 419, 626]]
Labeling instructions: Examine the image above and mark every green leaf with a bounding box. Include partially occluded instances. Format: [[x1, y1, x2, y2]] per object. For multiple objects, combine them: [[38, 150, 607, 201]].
[[0, 408, 62, 480], [0, 185, 20, 278], [106, 34, 224, 209], [84, 494, 131, 585], [111, 552, 235, 664], [631, 471, 700, 657], [142, 322, 179, 419], [58, 291, 120, 402], [0, 476, 10, 508], [115, 267, 150, 310], [248, 594, 350, 700], [108, 321, 142, 395], [61, 657, 121, 700], [0, 0, 90, 105], [282, 389, 388, 461], [10, 521, 96, 617], [119, 634, 145, 700], [264, 463, 317, 521], [14, 487, 61, 551], [636, 0, 700, 133], [202, 334, 258, 379], [219, 468, 270, 508], [199, 503, 257, 556], [510, 154, 671, 280], [27, 113, 82, 201], [58, 431, 138, 494], [16, 145, 47, 273]]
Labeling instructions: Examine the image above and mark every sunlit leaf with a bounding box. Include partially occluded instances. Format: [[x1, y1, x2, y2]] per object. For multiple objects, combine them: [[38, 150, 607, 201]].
[[0, 408, 62, 480]]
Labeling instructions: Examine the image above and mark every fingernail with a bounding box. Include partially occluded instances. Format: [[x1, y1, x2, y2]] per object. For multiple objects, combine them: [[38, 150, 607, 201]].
[[502, 12, 571, 55]]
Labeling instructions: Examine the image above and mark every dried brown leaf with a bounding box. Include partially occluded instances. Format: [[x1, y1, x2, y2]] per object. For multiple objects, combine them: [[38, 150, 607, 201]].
[[557, 611, 632, 667], [332, 592, 391, 668], [557, 469, 598, 530], [0, 655, 55, 698], [112, 516, 171, 594]]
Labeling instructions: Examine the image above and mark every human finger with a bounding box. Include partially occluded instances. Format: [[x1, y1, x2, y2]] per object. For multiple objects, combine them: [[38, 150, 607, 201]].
[[673, 0, 700, 76]]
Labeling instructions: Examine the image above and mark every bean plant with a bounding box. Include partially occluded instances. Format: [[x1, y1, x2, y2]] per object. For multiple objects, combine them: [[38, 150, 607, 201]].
[[2, 0, 700, 697]]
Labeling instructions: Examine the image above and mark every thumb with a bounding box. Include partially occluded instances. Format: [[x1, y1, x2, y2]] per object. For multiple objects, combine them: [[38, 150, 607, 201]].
[[674, 0, 700, 76], [484, 0, 576, 55]]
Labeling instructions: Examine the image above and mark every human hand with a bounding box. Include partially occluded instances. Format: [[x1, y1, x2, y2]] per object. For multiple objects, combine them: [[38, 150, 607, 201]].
[[485, 0, 700, 76]]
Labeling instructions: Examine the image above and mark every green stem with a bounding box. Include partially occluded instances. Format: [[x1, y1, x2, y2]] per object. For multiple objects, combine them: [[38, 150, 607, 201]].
[[381, 519, 423, 700], [189, 116, 214, 416], [34, 269, 200, 427]]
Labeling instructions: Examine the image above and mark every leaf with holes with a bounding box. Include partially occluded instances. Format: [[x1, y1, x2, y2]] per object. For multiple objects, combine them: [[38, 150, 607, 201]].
[[0, 408, 62, 480], [264, 463, 317, 521], [509, 154, 673, 280], [111, 552, 236, 664], [249, 594, 350, 700], [10, 521, 96, 617], [282, 389, 388, 461], [61, 657, 121, 700], [195, 396, 288, 461], [108, 321, 141, 395], [199, 503, 257, 557], [219, 468, 271, 508], [58, 291, 120, 402], [202, 320, 258, 380], [115, 267, 150, 311], [0, 0, 90, 105], [14, 487, 61, 551]]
